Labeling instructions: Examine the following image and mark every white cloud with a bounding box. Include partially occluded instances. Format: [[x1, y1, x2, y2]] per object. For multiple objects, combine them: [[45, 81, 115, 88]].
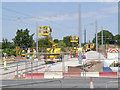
[[8, 2, 118, 22], [13, 5, 118, 22], [71, 5, 118, 20], [32, 14, 70, 21], [12, 14, 71, 22]]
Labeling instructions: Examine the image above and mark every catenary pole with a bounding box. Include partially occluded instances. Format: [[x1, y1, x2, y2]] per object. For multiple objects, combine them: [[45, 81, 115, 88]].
[[96, 20, 98, 52], [78, 4, 82, 64]]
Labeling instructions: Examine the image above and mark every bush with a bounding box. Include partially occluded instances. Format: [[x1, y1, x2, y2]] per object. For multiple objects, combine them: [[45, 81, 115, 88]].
[[67, 48, 70, 51], [61, 48, 66, 52], [58, 41, 66, 47], [43, 49, 46, 52], [0, 51, 2, 57], [38, 48, 42, 52], [2, 48, 16, 56]]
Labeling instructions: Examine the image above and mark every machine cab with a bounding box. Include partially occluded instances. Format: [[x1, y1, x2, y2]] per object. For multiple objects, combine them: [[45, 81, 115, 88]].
[[38, 26, 52, 36], [70, 36, 78, 43]]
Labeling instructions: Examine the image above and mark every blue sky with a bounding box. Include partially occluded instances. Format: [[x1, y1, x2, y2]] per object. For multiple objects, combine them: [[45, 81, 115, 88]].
[[2, 2, 118, 43]]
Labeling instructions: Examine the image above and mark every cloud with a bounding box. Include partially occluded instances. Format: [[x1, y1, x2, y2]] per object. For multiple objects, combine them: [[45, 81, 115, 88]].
[[9, 3, 118, 22], [81, 5, 118, 19], [31, 14, 70, 21], [12, 14, 71, 22]]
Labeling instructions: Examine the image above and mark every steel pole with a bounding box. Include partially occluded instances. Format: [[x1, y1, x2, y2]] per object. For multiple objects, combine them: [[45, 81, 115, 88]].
[[79, 4, 81, 48], [105, 35, 106, 50], [78, 4, 82, 64], [31, 61, 33, 80], [101, 27, 103, 52], [96, 20, 98, 52], [17, 61, 18, 80], [36, 22, 38, 58], [84, 28, 86, 50]]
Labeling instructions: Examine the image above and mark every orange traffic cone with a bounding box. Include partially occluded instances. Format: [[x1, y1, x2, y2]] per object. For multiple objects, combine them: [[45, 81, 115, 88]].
[[20, 69, 23, 78], [90, 77, 94, 90], [14, 69, 18, 79], [45, 65, 47, 72]]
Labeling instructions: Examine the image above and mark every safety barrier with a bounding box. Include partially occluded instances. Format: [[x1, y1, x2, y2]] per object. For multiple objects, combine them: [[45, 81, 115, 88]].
[[63, 72, 81, 79], [99, 72, 118, 77], [25, 73, 44, 79], [25, 72, 118, 79], [108, 48, 119, 53], [44, 72, 63, 79], [81, 72, 99, 77]]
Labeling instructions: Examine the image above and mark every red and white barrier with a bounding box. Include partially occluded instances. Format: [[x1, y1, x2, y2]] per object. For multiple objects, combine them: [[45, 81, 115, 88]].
[[25, 72, 118, 79], [99, 72, 118, 77], [38, 58, 61, 62], [63, 72, 81, 78], [108, 48, 119, 53], [25, 73, 44, 79], [44, 72, 63, 79], [81, 72, 99, 77]]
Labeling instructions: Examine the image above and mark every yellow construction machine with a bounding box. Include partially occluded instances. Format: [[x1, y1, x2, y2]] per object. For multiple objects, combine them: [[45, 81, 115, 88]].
[[70, 36, 96, 51], [70, 36, 79, 57], [16, 46, 26, 57], [85, 43, 96, 51], [38, 26, 62, 63], [70, 36, 80, 51]]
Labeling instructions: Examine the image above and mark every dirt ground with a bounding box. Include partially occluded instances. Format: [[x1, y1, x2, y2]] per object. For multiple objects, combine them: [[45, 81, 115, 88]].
[[68, 60, 103, 72], [85, 61, 103, 72]]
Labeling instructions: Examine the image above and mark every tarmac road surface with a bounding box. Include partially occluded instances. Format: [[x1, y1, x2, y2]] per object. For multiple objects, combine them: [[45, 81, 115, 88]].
[[1, 77, 119, 89]]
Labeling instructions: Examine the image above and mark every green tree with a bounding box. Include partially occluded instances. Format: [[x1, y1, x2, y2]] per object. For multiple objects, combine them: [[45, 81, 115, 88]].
[[0, 42, 1, 49], [92, 30, 114, 45], [38, 37, 52, 48], [2, 48, 16, 56], [63, 36, 72, 47], [58, 41, 66, 47], [12, 29, 34, 47], [54, 39, 59, 43], [2, 38, 10, 49], [114, 34, 120, 45], [2, 38, 15, 49]]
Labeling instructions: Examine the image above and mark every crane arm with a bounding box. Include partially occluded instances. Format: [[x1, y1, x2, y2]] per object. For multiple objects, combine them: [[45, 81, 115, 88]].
[[46, 35, 57, 47], [16, 46, 22, 56], [76, 42, 79, 48]]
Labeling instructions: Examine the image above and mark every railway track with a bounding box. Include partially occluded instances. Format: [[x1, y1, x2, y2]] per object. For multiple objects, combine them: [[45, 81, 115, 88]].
[[1, 63, 47, 75]]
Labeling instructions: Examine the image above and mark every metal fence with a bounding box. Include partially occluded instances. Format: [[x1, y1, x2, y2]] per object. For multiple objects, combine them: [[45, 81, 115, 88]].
[[1, 52, 119, 80]]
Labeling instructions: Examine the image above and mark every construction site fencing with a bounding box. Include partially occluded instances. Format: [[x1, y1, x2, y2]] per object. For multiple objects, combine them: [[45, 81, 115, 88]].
[[1, 52, 69, 79], [1, 52, 119, 80]]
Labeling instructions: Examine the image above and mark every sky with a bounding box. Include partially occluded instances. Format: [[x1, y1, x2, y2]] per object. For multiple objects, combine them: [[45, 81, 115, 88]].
[[1, 1, 118, 43]]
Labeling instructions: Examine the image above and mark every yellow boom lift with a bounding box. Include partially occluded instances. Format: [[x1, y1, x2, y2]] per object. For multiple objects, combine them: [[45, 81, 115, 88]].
[[70, 36, 96, 51], [38, 26, 62, 63], [70, 36, 80, 51], [85, 43, 96, 51]]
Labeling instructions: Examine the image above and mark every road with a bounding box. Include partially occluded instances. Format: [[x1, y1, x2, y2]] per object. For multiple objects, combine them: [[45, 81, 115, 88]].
[[1, 78, 119, 89]]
